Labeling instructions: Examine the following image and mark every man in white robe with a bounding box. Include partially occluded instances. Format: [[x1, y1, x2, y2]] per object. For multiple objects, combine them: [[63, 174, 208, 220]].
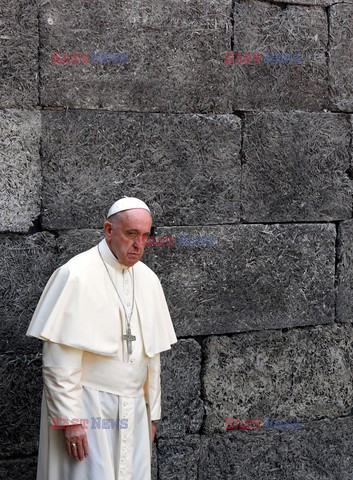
[[27, 197, 177, 480]]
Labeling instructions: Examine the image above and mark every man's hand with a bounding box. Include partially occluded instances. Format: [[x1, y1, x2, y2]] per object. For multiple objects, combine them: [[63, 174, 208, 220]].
[[151, 420, 157, 442], [64, 424, 89, 461]]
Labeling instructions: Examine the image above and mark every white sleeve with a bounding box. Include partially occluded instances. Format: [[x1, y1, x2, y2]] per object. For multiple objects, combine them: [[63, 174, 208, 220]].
[[42, 340, 84, 426], [144, 353, 161, 421]]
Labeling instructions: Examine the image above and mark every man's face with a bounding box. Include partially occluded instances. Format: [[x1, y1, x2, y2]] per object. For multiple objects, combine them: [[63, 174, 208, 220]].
[[103, 209, 152, 267]]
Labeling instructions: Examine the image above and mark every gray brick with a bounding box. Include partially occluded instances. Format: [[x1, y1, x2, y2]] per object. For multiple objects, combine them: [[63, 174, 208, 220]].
[[0, 457, 37, 480], [0, 353, 42, 457], [0, 1, 39, 108], [202, 325, 353, 434], [199, 431, 281, 480], [39, 0, 233, 112], [278, 417, 353, 479], [56, 229, 104, 266], [200, 417, 353, 479], [41, 111, 241, 229], [146, 224, 335, 336], [231, 2, 328, 111], [0, 110, 41, 232], [151, 443, 157, 480], [242, 112, 352, 222], [337, 220, 353, 323], [270, 0, 337, 4], [158, 435, 201, 480], [329, 4, 353, 111], [158, 340, 203, 438], [0, 233, 56, 353]]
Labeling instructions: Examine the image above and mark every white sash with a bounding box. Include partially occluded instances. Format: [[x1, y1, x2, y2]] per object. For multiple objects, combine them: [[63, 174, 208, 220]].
[[80, 352, 148, 397]]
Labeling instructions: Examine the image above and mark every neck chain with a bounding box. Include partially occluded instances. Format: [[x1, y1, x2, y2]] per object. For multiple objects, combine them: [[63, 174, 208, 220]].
[[97, 244, 136, 355]]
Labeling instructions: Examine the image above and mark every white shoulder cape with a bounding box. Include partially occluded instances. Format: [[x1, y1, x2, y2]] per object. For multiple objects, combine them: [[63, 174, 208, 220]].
[[26, 241, 177, 357]]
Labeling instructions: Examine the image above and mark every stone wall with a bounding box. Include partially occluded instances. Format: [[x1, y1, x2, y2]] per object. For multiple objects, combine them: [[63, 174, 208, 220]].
[[1, 0, 353, 479]]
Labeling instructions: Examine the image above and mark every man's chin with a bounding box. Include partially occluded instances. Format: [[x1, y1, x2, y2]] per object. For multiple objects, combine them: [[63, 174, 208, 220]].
[[125, 254, 141, 266]]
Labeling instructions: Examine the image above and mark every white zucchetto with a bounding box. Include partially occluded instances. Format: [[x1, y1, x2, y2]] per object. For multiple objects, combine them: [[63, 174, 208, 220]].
[[107, 197, 151, 218]]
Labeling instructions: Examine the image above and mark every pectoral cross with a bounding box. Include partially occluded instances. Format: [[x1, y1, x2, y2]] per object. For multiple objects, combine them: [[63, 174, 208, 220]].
[[123, 324, 136, 355]]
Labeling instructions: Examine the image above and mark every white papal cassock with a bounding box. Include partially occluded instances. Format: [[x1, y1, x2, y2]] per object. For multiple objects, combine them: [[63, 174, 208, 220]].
[[27, 238, 177, 480]]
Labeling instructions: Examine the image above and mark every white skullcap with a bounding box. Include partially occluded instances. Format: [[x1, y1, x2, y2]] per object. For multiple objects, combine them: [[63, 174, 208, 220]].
[[107, 197, 151, 218]]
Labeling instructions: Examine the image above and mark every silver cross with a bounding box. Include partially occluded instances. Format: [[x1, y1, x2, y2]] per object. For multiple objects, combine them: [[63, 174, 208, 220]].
[[123, 324, 136, 355]]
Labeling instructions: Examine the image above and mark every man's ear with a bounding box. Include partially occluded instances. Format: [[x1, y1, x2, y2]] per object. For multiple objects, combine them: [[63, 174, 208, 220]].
[[103, 221, 113, 239]]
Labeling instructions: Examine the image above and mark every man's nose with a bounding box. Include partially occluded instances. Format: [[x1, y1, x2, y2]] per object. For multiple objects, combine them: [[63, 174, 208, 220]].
[[133, 236, 145, 248]]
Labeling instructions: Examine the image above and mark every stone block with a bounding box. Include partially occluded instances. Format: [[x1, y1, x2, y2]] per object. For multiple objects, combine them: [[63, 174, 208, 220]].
[[231, 2, 328, 111], [151, 443, 157, 480], [329, 4, 353, 111], [0, 353, 42, 457], [0, 457, 37, 480], [200, 417, 353, 479], [337, 220, 353, 323], [0, 110, 41, 232], [113, 0, 231, 29], [242, 111, 352, 222], [199, 431, 281, 480], [158, 340, 203, 438], [270, 0, 338, 4], [41, 111, 241, 229], [278, 417, 353, 479], [56, 229, 104, 266], [39, 0, 233, 112], [0, 1, 38, 108], [202, 325, 353, 434], [158, 435, 201, 480], [146, 224, 335, 336], [0, 233, 56, 354]]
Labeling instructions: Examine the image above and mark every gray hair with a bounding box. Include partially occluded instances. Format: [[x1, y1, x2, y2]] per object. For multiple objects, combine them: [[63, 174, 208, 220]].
[[107, 211, 125, 228]]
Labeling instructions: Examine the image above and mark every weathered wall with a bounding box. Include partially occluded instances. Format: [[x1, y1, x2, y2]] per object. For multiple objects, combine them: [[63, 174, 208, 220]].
[[1, 0, 353, 479]]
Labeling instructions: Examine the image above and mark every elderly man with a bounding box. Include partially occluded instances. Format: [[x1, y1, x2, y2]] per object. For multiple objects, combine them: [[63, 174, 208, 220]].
[[27, 197, 177, 480]]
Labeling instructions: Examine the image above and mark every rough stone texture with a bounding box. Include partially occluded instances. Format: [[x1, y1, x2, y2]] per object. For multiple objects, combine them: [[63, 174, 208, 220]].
[[200, 430, 281, 480], [0, 353, 42, 457], [242, 112, 352, 222], [231, 2, 328, 111], [158, 340, 203, 438], [0, 233, 56, 354], [0, 110, 41, 232], [0, 0, 39, 108], [271, 0, 343, 5], [146, 224, 336, 336], [200, 417, 353, 479], [337, 219, 353, 323], [41, 111, 241, 229], [0, 456, 38, 480], [329, 4, 353, 112], [202, 325, 353, 434], [151, 443, 157, 480], [158, 435, 201, 480], [39, 0, 233, 113], [4, 0, 353, 476], [278, 417, 353, 479], [56, 229, 104, 266]]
